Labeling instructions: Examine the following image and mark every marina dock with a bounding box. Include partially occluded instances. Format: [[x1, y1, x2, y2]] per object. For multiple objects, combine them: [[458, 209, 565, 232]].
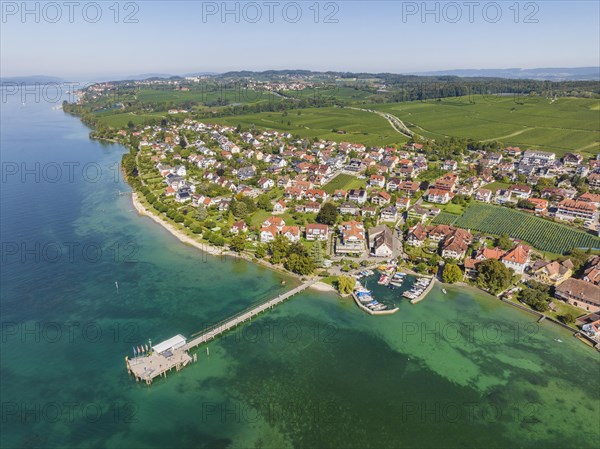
[[126, 278, 318, 384], [408, 276, 435, 304]]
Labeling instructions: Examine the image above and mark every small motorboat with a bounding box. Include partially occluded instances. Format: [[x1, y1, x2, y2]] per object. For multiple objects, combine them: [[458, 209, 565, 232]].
[[442, 288, 447, 294]]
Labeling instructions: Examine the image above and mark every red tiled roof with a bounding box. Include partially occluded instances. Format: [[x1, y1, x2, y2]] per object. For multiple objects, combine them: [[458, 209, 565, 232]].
[[502, 244, 530, 265]]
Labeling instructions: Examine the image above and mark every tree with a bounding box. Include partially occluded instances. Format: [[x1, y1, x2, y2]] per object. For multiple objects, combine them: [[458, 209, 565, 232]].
[[561, 248, 589, 271], [316, 202, 339, 225], [257, 194, 273, 211], [232, 201, 249, 218], [255, 243, 267, 259], [337, 276, 355, 295], [196, 205, 208, 221], [310, 242, 324, 267], [229, 233, 247, 253], [287, 241, 308, 257], [497, 234, 513, 251], [518, 287, 550, 312], [476, 259, 512, 294], [442, 263, 463, 284], [284, 254, 315, 275], [190, 222, 203, 234], [269, 235, 290, 264], [415, 262, 428, 274], [558, 312, 576, 325], [517, 199, 535, 210]]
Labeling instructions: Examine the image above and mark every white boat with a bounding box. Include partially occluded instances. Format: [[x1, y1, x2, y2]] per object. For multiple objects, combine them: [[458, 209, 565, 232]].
[[442, 288, 447, 294]]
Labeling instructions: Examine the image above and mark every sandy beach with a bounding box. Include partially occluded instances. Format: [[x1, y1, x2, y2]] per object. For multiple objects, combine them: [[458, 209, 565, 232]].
[[131, 192, 225, 256], [310, 281, 338, 293]]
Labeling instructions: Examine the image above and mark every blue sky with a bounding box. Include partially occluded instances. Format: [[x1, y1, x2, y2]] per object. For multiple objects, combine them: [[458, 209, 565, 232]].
[[1, 1, 599, 79]]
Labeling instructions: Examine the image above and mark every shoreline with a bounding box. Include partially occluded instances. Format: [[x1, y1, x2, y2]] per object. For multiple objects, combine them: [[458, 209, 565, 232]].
[[130, 192, 308, 283], [131, 192, 226, 257]]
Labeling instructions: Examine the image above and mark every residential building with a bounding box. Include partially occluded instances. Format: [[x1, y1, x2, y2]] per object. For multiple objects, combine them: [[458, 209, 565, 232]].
[[260, 225, 278, 243], [397, 181, 420, 197], [281, 226, 301, 242], [348, 189, 368, 204], [556, 199, 598, 222], [589, 173, 600, 190], [305, 223, 329, 241], [231, 221, 248, 234], [273, 200, 287, 214], [555, 278, 600, 313], [434, 174, 458, 192], [527, 198, 548, 215], [396, 197, 411, 210], [379, 205, 398, 222], [368, 225, 394, 257], [475, 189, 492, 203], [427, 188, 452, 204], [371, 190, 391, 205], [336, 221, 366, 255], [501, 244, 531, 274], [532, 259, 573, 286], [508, 185, 532, 199], [369, 174, 386, 188], [339, 202, 360, 216]]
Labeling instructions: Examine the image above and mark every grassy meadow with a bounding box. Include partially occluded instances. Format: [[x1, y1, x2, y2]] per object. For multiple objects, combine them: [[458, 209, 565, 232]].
[[322, 173, 366, 194]]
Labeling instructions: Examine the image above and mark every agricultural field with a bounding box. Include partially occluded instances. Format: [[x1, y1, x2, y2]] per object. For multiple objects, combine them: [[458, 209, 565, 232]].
[[95, 111, 167, 128], [135, 87, 280, 107], [369, 96, 600, 157], [431, 212, 460, 225], [208, 107, 409, 147], [282, 86, 380, 103], [453, 204, 600, 254], [322, 174, 366, 194]]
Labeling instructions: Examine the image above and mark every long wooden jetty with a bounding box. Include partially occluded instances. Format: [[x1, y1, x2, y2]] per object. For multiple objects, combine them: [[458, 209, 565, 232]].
[[184, 278, 319, 350], [126, 278, 319, 384]]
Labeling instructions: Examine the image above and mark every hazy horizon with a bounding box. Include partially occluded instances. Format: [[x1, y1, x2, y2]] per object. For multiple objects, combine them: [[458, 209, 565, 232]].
[[2, 1, 598, 79]]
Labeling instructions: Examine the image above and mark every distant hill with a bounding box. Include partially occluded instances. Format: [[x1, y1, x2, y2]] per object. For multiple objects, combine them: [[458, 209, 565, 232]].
[[411, 67, 600, 81], [11, 67, 596, 86], [119, 73, 177, 81], [182, 72, 221, 77]]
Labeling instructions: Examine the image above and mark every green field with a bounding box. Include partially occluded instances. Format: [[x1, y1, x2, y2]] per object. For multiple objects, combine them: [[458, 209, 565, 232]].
[[208, 107, 409, 147], [135, 87, 280, 107], [431, 212, 460, 225], [453, 204, 600, 254], [482, 182, 511, 193], [282, 86, 380, 102], [370, 96, 600, 156], [95, 111, 167, 128], [322, 174, 366, 194]]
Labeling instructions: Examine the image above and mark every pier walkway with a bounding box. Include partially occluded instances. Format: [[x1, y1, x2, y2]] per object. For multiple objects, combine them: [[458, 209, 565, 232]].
[[184, 278, 319, 350], [127, 278, 319, 384]]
